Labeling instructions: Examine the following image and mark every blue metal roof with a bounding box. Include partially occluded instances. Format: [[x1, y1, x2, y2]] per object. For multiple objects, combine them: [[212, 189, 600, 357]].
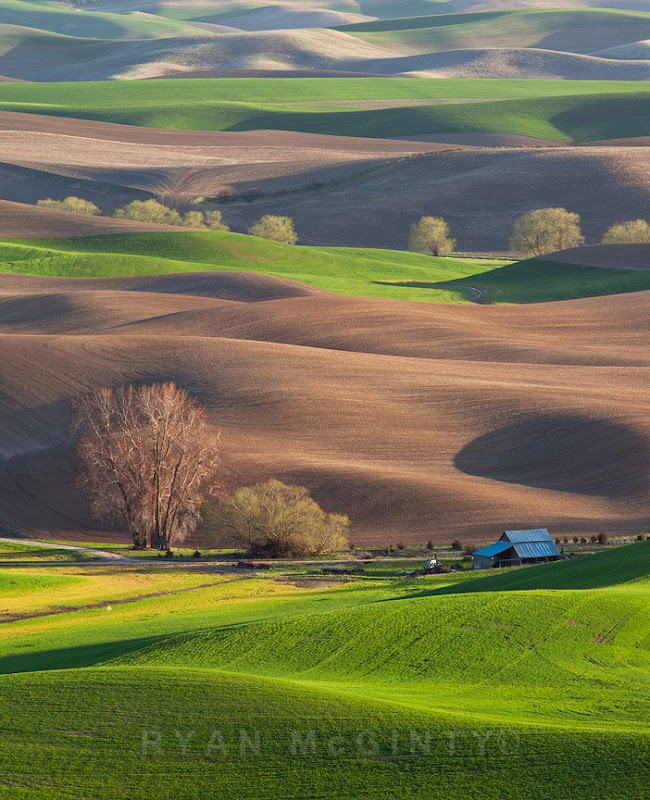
[[473, 541, 512, 558], [513, 541, 561, 559], [501, 529, 552, 544]]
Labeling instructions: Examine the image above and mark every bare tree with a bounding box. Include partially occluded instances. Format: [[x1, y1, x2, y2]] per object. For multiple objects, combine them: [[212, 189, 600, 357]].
[[510, 208, 584, 257], [209, 479, 349, 557], [71, 382, 219, 550], [408, 216, 456, 256]]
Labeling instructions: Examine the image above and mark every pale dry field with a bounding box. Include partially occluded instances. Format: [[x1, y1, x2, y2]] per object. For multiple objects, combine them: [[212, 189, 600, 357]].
[[0, 112, 449, 210], [3, 31, 648, 81], [0, 0, 648, 80], [0, 269, 647, 545]]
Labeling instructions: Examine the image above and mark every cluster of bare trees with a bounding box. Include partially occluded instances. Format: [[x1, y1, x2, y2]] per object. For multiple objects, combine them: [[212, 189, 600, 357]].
[[72, 383, 347, 554]]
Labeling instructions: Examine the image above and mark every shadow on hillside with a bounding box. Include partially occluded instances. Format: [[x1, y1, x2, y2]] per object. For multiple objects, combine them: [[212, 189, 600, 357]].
[[0, 635, 164, 675], [551, 96, 650, 142], [0, 620, 260, 675], [455, 413, 650, 500]]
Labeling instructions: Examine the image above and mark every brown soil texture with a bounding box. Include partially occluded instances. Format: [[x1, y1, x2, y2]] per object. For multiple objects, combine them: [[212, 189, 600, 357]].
[[0, 113, 452, 210], [546, 243, 650, 269], [0, 115, 646, 250], [215, 146, 650, 251], [0, 271, 647, 545], [0, 198, 187, 238]]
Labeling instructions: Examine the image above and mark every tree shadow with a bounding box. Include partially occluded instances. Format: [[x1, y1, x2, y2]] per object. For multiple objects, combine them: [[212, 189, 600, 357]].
[[454, 413, 650, 500]]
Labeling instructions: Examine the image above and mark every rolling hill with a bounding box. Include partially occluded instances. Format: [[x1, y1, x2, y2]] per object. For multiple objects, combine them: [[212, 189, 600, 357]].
[[0, 2, 647, 799], [204, 144, 650, 251], [0, 109, 646, 252], [0, 4, 648, 79], [0, 78, 646, 145], [0, 541, 646, 797], [0, 231, 647, 543], [336, 8, 650, 56]]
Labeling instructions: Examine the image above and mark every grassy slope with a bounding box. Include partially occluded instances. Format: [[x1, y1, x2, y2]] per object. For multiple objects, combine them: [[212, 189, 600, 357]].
[[0, 78, 648, 140], [338, 7, 650, 32], [0, 0, 208, 38], [0, 544, 647, 798], [335, 8, 650, 53], [2, 231, 650, 304], [0, 540, 86, 561], [430, 257, 650, 303], [438, 541, 650, 592]]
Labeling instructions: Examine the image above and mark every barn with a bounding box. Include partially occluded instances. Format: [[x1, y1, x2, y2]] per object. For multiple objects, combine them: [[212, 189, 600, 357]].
[[472, 529, 561, 570]]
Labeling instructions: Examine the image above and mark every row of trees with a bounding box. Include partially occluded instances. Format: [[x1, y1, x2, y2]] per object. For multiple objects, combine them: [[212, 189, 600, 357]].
[[72, 382, 347, 555], [37, 196, 300, 244], [38, 197, 229, 231], [37, 195, 649, 254], [511, 211, 649, 255], [408, 210, 650, 257]]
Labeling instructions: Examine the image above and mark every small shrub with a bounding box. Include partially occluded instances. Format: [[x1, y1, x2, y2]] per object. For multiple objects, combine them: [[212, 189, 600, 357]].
[[37, 196, 101, 215], [114, 199, 182, 226], [182, 209, 230, 231], [396, 542, 406, 551], [203, 210, 229, 230], [602, 219, 650, 244], [426, 540, 434, 550], [597, 533, 608, 545], [580, 537, 588, 544], [510, 207, 584, 256], [164, 549, 174, 559], [243, 187, 260, 202], [408, 216, 455, 256], [637, 534, 646, 542], [248, 215, 298, 245], [192, 550, 202, 559], [451, 540, 463, 551], [217, 186, 237, 203]]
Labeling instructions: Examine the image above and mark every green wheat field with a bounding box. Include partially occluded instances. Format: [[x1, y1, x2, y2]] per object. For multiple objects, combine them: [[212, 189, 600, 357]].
[[0, 542, 648, 798]]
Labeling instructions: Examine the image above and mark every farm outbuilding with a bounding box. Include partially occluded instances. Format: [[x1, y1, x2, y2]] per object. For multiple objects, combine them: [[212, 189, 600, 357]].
[[473, 529, 560, 569]]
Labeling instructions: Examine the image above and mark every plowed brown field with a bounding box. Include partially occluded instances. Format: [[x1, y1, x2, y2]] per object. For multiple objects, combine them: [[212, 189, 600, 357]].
[[0, 270, 647, 544]]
